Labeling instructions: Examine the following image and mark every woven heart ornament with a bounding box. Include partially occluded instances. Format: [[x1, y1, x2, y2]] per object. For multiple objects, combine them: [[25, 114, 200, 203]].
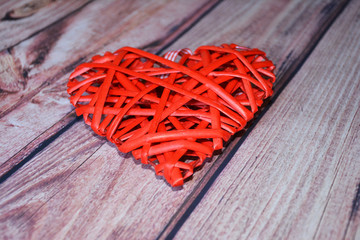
[[67, 43, 275, 187]]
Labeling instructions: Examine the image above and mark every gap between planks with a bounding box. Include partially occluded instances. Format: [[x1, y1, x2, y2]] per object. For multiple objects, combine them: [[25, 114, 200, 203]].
[[0, 0, 221, 180], [157, 0, 351, 238], [0, 0, 352, 239], [164, 0, 360, 238], [0, 0, 94, 52]]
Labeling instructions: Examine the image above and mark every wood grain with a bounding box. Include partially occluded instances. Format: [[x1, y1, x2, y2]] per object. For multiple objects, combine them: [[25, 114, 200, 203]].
[[158, 0, 350, 237], [171, 0, 360, 239], [0, 0, 218, 170], [0, 111, 78, 180], [0, 121, 107, 239], [0, 0, 217, 117], [0, 0, 351, 239], [0, 0, 92, 51]]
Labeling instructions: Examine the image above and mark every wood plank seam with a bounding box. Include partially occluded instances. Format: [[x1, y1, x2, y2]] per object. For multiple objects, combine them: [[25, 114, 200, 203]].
[[164, 2, 360, 236], [18, 140, 106, 229], [0, 0, 222, 182], [0, 112, 79, 183], [157, 0, 352, 238], [0, 0, 95, 52], [140, 0, 223, 55], [0, 1, 354, 236], [0, 56, 86, 119], [0, 0, 220, 120]]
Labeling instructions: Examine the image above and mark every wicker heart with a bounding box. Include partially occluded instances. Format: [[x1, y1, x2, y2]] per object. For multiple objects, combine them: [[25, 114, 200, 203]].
[[67, 43, 275, 187]]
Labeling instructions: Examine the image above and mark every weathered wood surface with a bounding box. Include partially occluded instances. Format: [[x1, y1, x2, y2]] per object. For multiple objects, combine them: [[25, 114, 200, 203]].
[[0, 0, 357, 239], [0, 0, 219, 173], [171, 0, 360, 239], [0, 0, 92, 51], [158, 0, 351, 237]]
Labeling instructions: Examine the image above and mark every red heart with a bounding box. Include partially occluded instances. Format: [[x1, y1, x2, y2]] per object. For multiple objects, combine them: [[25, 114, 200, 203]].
[[67, 43, 275, 187]]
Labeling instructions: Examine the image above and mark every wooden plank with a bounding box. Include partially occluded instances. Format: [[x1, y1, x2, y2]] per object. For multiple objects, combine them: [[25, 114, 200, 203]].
[[0, 0, 219, 170], [0, 121, 107, 239], [170, 0, 360, 239], [0, 0, 92, 51], [0, 0, 349, 239], [158, 0, 350, 237], [315, 110, 360, 240], [0, 0, 217, 117], [0, 111, 78, 180]]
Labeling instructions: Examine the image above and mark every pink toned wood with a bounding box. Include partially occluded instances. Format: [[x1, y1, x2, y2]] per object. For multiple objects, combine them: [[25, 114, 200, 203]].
[[0, 0, 91, 51], [0, 0, 90, 94], [0, 0, 350, 239], [0, 0, 219, 172], [0, 0, 217, 118], [172, 0, 360, 239]]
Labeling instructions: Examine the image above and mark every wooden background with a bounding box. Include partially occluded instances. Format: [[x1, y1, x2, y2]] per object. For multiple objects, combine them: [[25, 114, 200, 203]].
[[0, 0, 359, 239]]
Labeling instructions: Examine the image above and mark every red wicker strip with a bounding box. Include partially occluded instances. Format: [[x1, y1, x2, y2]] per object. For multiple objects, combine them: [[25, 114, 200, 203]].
[[67, 43, 275, 187]]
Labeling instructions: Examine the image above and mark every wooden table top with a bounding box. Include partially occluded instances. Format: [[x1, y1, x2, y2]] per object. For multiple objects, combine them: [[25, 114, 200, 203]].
[[0, 0, 359, 239]]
